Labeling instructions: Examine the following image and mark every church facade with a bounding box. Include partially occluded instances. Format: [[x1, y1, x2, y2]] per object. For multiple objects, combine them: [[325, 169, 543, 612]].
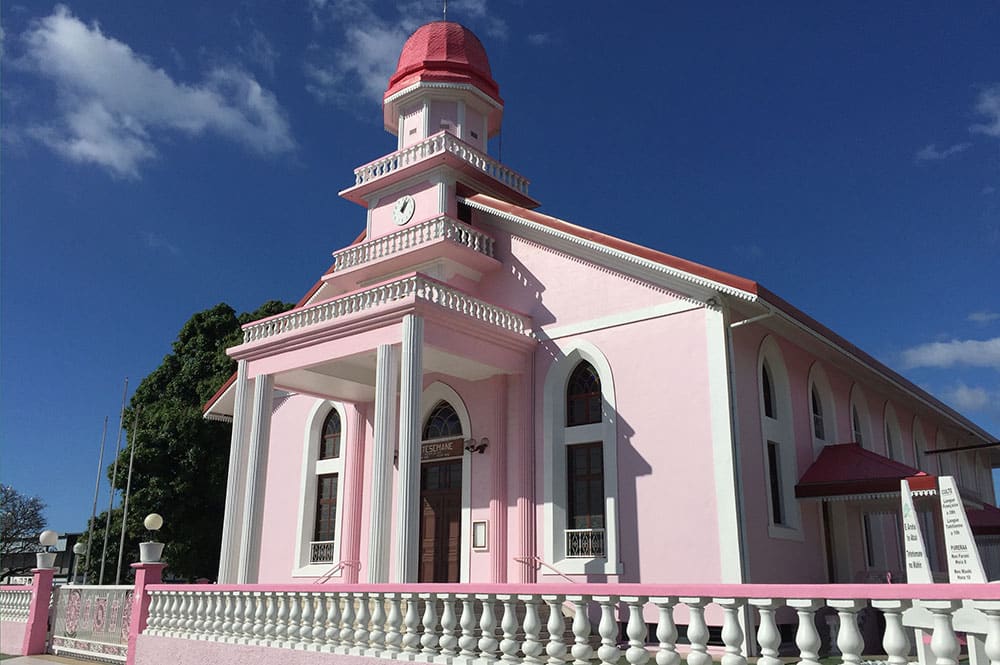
[[204, 22, 998, 587]]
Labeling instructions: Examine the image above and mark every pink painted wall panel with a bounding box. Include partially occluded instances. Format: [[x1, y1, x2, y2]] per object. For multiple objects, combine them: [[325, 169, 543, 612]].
[[136, 635, 396, 665], [464, 108, 485, 150], [533, 310, 725, 583], [400, 105, 423, 148], [429, 100, 458, 136], [369, 181, 442, 240], [0, 620, 26, 655]]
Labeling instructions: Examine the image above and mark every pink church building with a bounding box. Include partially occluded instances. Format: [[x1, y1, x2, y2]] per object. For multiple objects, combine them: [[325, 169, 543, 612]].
[[203, 21, 999, 589]]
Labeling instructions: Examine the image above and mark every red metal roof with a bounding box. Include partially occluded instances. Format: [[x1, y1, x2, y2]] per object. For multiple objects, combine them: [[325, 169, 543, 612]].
[[795, 443, 926, 499], [385, 22, 501, 105]]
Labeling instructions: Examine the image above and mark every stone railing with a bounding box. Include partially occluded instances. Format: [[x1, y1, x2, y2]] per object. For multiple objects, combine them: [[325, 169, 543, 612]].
[[0, 586, 32, 623], [332, 216, 495, 273], [51, 584, 135, 662], [353, 132, 530, 196], [242, 275, 530, 344], [140, 582, 1000, 665]]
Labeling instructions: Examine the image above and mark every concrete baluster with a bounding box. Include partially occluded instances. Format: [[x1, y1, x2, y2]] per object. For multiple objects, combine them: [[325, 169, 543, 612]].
[[521, 595, 544, 664], [385, 593, 403, 655], [714, 597, 747, 665], [370, 592, 387, 655], [927, 601, 962, 665], [325, 594, 341, 648], [402, 593, 421, 657], [340, 593, 356, 650], [287, 592, 303, 648], [440, 594, 459, 659], [568, 595, 593, 665], [299, 592, 314, 646], [477, 594, 499, 662], [977, 603, 1000, 665], [872, 599, 912, 665], [499, 595, 520, 664], [241, 592, 255, 643], [458, 594, 478, 660], [623, 596, 650, 665], [748, 599, 781, 665], [230, 592, 244, 642], [651, 597, 679, 665], [420, 593, 440, 657], [353, 592, 371, 653], [264, 592, 277, 644], [211, 592, 226, 638], [595, 595, 621, 665], [680, 598, 711, 665], [274, 593, 289, 642], [312, 594, 327, 648], [545, 594, 568, 665], [787, 599, 823, 665], [829, 600, 865, 665]]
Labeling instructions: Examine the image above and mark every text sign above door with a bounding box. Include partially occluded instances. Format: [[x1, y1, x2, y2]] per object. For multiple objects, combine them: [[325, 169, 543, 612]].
[[421, 438, 464, 461]]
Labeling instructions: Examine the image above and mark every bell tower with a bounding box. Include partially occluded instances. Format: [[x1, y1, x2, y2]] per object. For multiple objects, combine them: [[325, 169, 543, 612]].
[[338, 22, 536, 244]]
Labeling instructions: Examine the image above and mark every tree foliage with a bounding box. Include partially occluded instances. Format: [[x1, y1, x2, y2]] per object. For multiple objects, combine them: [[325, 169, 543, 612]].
[[0, 485, 47, 580], [82, 301, 292, 583]]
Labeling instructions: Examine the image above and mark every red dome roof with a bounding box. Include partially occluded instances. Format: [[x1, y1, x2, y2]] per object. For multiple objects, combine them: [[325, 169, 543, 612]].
[[384, 22, 502, 105]]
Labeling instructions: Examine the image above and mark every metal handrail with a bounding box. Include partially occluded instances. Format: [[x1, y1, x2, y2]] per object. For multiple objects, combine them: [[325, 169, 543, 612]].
[[512, 555, 575, 583], [313, 559, 361, 584]]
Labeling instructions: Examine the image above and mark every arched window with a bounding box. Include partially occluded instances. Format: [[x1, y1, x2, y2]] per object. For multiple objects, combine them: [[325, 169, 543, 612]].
[[422, 401, 463, 440], [758, 337, 799, 536], [811, 387, 825, 441], [849, 386, 872, 451], [543, 342, 619, 574], [320, 410, 341, 460], [566, 361, 602, 426], [883, 403, 903, 462], [762, 364, 776, 419], [852, 406, 864, 446]]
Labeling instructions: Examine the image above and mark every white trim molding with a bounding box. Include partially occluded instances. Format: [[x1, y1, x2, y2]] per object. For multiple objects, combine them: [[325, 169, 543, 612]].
[[542, 340, 620, 575], [292, 399, 348, 578]]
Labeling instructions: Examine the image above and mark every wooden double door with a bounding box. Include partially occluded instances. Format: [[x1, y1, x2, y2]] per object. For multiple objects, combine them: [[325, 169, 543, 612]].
[[418, 459, 462, 583]]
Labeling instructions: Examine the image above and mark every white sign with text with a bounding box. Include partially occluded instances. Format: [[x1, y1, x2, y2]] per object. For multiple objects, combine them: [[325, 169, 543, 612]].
[[900, 479, 933, 583], [939, 475, 986, 583]]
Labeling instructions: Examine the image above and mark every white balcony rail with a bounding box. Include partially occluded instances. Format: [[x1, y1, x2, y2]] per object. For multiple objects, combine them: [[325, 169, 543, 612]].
[[310, 541, 336, 564], [353, 131, 530, 196], [565, 528, 606, 558], [332, 216, 495, 273], [51, 584, 135, 662], [0, 586, 32, 623], [141, 583, 1000, 665], [242, 275, 530, 344]]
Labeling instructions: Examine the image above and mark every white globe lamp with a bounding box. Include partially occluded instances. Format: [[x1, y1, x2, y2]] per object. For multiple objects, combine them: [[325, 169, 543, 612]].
[[36, 530, 59, 569], [139, 513, 165, 563]]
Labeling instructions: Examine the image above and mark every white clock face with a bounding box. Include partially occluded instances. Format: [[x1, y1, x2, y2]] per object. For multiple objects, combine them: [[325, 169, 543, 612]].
[[392, 195, 415, 226]]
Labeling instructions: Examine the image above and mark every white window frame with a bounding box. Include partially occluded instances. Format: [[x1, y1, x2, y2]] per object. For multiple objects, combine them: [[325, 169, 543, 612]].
[[849, 385, 873, 451], [293, 400, 348, 578], [807, 362, 837, 457], [883, 402, 904, 463], [758, 336, 801, 540], [543, 340, 620, 575]]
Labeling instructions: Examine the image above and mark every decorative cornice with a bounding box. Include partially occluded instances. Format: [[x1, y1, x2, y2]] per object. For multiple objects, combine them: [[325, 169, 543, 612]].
[[461, 197, 757, 303], [383, 81, 503, 110]]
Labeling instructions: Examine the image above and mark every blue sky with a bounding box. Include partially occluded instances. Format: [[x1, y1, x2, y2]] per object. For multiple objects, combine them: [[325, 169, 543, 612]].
[[2, 1, 999, 532]]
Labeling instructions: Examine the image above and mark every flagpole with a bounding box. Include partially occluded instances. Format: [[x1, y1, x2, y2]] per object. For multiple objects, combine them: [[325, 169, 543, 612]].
[[115, 406, 142, 584], [99, 377, 128, 585], [82, 415, 109, 584]]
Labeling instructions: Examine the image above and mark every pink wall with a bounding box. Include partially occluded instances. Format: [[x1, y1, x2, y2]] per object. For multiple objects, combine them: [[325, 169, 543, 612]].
[[465, 107, 485, 151], [369, 181, 442, 240], [1, 620, 26, 655], [429, 100, 458, 136], [400, 104, 422, 148]]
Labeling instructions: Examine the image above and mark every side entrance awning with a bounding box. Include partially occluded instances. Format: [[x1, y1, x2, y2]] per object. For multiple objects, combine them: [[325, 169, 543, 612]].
[[794, 442, 935, 501]]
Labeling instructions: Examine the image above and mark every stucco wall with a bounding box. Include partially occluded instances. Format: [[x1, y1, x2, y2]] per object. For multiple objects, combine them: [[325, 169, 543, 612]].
[[0, 619, 26, 655]]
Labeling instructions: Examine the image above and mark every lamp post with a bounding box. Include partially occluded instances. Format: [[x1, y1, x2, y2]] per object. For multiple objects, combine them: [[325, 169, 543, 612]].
[[72, 542, 86, 584], [36, 530, 59, 569], [139, 513, 165, 563]]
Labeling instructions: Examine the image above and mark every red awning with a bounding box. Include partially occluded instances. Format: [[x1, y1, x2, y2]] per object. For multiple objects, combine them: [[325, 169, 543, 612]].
[[795, 443, 932, 499], [968, 504, 1000, 536]]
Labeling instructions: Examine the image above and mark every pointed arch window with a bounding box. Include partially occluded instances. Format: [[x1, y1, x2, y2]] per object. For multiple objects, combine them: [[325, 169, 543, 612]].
[[567, 361, 602, 427], [852, 406, 865, 447], [423, 401, 463, 440], [762, 364, 776, 419], [320, 410, 342, 460], [811, 387, 825, 441]]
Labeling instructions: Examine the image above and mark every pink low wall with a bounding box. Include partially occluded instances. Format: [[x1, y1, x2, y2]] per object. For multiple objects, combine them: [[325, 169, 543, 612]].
[[1, 619, 27, 655], [135, 635, 399, 665]]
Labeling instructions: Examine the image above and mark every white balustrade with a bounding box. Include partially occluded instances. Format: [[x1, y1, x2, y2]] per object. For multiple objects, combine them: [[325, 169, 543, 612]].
[[242, 274, 530, 344], [352, 131, 530, 195], [332, 216, 496, 273], [140, 585, 1000, 665], [0, 587, 32, 623]]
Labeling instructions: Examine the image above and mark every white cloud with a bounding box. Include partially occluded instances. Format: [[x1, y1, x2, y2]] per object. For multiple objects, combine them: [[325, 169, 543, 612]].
[[914, 142, 971, 162], [238, 27, 279, 79], [971, 84, 1000, 138], [942, 383, 999, 415], [20, 6, 294, 179], [901, 337, 1000, 370], [527, 33, 551, 46], [969, 311, 1000, 324], [142, 231, 180, 256], [304, 0, 507, 106]]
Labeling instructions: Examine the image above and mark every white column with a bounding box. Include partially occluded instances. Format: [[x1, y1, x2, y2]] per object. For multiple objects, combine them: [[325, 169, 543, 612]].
[[368, 344, 400, 582], [237, 373, 274, 584], [395, 314, 424, 582], [218, 360, 250, 583]]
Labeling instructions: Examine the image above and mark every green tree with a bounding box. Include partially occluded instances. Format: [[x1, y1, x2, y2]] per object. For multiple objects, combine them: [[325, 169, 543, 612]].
[[82, 301, 292, 583]]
